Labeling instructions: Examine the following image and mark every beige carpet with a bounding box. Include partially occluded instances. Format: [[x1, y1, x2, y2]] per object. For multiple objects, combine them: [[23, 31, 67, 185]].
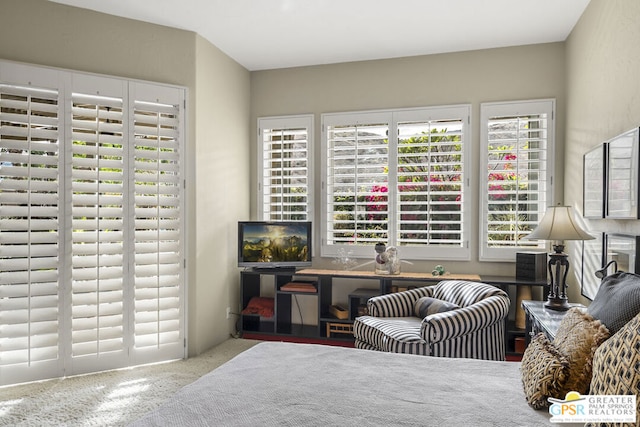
[[0, 338, 260, 427]]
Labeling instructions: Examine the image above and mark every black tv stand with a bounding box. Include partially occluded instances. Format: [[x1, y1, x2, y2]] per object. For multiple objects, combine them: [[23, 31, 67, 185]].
[[240, 268, 479, 343], [239, 268, 548, 355]]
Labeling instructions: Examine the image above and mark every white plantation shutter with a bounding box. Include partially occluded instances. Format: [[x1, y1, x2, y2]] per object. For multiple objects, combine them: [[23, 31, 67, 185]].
[[322, 106, 470, 260], [131, 93, 183, 363], [325, 113, 390, 252], [70, 85, 128, 372], [480, 99, 554, 261], [258, 115, 312, 221], [0, 81, 62, 384], [0, 61, 185, 386], [396, 116, 465, 258]]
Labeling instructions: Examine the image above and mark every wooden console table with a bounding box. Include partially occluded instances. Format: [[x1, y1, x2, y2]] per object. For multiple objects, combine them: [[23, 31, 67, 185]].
[[296, 269, 481, 281]]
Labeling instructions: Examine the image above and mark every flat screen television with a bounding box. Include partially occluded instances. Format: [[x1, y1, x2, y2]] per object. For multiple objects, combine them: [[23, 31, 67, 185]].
[[238, 221, 312, 269]]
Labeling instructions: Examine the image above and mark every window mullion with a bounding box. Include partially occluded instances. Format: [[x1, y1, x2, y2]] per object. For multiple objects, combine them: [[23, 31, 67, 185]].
[[60, 73, 73, 375], [123, 84, 135, 358], [388, 119, 398, 247]]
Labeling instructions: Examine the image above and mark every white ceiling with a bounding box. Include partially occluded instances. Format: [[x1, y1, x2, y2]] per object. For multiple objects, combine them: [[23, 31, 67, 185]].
[[49, 0, 591, 71]]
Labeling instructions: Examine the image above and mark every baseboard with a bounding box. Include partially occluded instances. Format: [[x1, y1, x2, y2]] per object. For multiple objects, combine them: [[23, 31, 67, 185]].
[[241, 332, 355, 348]]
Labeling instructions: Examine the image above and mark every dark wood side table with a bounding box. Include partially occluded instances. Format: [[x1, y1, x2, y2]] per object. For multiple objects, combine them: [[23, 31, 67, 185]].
[[521, 300, 586, 345]]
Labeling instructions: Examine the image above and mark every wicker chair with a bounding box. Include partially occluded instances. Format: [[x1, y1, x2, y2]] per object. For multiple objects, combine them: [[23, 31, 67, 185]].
[[353, 280, 510, 361]]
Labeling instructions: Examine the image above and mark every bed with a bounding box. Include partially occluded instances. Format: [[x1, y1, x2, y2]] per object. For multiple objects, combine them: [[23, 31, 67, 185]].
[[130, 341, 550, 426]]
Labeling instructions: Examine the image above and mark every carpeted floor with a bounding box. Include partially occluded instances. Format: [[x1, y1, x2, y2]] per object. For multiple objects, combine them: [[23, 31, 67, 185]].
[[0, 338, 260, 427]]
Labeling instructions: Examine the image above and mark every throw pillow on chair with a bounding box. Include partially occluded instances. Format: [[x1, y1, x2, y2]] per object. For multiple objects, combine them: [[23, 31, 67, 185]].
[[414, 296, 459, 318]]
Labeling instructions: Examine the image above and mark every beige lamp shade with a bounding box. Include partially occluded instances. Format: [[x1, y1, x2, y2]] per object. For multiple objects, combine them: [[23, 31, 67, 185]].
[[526, 205, 594, 242]]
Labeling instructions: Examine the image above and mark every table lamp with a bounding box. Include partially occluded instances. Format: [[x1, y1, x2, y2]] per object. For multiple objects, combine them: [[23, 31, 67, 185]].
[[525, 205, 594, 311]]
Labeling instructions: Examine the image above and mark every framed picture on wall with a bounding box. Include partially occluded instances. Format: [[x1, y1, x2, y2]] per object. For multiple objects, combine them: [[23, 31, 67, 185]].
[[581, 232, 604, 300], [605, 233, 640, 274], [606, 127, 640, 219], [583, 144, 606, 218]]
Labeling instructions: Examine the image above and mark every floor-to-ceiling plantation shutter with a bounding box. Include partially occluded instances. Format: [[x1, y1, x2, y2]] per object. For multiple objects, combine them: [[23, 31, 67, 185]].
[[0, 81, 62, 385], [69, 79, 128, 374], [130, 86, 184, 364], [0, 61, 185, 386]]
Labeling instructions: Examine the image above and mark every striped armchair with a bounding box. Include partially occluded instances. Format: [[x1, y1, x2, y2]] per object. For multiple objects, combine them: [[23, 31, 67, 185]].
[[353, 280, 510, 361]]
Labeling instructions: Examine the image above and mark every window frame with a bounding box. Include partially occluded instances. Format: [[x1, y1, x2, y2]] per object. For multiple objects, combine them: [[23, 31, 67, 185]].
[[257, 114, 314, 222], [321, 105, 471, 261], [479, 99, 555, 262]]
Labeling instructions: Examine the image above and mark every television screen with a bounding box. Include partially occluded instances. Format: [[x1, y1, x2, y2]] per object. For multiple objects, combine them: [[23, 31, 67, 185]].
[[238, 221, 312, 269]]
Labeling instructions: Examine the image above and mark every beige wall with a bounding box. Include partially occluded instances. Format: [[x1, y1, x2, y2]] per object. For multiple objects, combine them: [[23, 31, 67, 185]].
[[251, 43, 567, 277], [6, 0, 639, 352], [565, 0, 640, 305], [0, 0, 251, 356], [192, 36, 251, 353], [0, 0, 195, 86]]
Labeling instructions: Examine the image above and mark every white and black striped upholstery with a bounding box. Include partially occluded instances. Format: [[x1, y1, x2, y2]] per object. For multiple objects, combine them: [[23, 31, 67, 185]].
[[353, 280, 510, 361]]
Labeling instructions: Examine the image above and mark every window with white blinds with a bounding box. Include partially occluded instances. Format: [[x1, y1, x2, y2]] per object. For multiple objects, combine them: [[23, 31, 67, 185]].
[[324, 116, 389, 247], [0, 83, 62, 384], [132, 99, 183, 357], [258, 115, 313, 221], [0, 61, 185, 386], [479, 99, 554, 261], [397, 117, 465, 250], [322, 105, 470, 260], [70, 90, 127, 368]]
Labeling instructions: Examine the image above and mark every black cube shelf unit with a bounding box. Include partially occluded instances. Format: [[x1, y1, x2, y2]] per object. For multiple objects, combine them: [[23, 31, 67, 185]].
[[240, 268, 547, 354]]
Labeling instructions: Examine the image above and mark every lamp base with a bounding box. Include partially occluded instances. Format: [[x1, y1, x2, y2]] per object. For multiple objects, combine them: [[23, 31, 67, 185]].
[[544, 296, 571, 311]]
